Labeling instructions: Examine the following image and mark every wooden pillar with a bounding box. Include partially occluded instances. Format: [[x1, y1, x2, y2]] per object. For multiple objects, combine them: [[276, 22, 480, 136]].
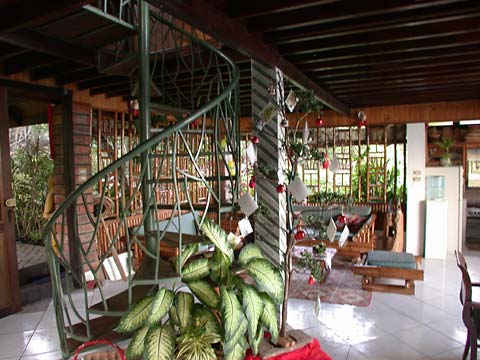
[[251, 60, 287, 266]]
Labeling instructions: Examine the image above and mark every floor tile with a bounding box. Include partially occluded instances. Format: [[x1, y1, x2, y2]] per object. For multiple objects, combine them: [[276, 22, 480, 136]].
[[22, 330, 61, 356], [317, 339, 350, 360], [427, 315, 467, 344], [395, 300, 450, 325], [21, 350, 63, 359], [363, 308, 423, 335], [429, 345, 467, 360], [393, 325, 462, 357], [0, 331, 33, 359], [346, 347, 369, 360], [352, 333, 425, 360], [0, 312, 43, 335]]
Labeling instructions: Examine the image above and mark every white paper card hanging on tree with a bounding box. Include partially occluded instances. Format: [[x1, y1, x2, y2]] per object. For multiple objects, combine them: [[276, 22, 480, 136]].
[[285, 89, 298, 112], [238, 193, 258, 217], [329, 154, 340, 173], [238, 218, 254, 237], [302, 121, 309, 144], [338, 225, 350, 248], [277, 169, 285, 184], [288, 177, 310, 202], [246, 141, 256, 165], [315, 294, 322, 320], [327, 218, 337, 242], [259, 102, 278, 124], [227, 232, 242, 247]]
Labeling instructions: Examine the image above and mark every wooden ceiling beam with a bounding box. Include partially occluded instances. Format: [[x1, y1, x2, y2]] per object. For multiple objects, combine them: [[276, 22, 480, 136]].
[[279, 16, 480, 55], [0, 0, 93, 34], [328, 71, 480, 91], [0, 29, 97, 66], [146, 0, 351, 115], [228, 0, 337, 20], [286, 38, 480, 67], [298, 45, 480, 72], [247, 0, 464, 32], [56, 68, 100, 85], [265, 2, 480, 44], [1, 51, 56, 75], [31, 61, 87, 80]]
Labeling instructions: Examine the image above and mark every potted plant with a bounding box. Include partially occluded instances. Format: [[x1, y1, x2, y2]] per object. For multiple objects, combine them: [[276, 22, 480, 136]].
[[437, 136, 455, 166], [115, 218, 284, 360]]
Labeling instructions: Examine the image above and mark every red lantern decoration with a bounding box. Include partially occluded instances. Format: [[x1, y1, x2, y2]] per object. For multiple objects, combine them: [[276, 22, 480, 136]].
[[251, 136, 259, 144], [322, 159, 330, 169], [315, 115, 323, 127], [294, 229, 306, 241], [249, 177, 256, 189], [308, 275, 316, 285], [276, 183, 286, 193], [338, 215, 347, 224], [130, 99, 139, 117]]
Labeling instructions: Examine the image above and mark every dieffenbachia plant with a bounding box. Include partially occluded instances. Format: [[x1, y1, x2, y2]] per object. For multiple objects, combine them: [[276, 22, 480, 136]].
[[116, 217, 284, 360]]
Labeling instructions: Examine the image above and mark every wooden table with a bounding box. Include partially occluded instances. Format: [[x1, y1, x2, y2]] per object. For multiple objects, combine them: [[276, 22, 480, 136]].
[[292, 246, 337, 282]]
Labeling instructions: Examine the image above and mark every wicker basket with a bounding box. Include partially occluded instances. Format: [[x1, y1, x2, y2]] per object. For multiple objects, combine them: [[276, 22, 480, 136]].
[[73, 340, 126, 360]]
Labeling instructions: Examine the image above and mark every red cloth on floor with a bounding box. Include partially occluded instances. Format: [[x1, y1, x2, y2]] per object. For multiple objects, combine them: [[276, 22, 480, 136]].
[[245, 339, 332, 360]]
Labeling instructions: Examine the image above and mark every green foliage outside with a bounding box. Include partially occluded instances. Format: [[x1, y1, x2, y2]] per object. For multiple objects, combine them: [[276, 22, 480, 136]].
[[10, 124, 53, 244]]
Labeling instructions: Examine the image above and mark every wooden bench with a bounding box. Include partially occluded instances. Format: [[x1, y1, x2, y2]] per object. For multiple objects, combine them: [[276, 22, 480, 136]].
[[352, 250, 424, 295]]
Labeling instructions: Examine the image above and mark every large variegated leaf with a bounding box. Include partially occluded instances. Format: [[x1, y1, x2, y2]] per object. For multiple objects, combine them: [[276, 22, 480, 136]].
[[242, 285, 264, 345], [223, 316, 247, 355], [144, 325, 175, 360], [201, 218, 233, 262], [169, 305, 179, 326], [224, 336, 248, 360], [251, 324, 264, 356], [260, 293, 279, 343], [175, 291, 194, 328], [209, 248, 230, 284], [182, 258, 210, 282], [245, 258, 284, 304], [191, 304, 222, 340], [238, 244, 264, 266], [147, 288, 174, 327], [126, 325, 149, 360], [116, 296, 154, 333], [175, 243, 199, 273], [187, 279, 220, 309], [221, 287, 246, 340]]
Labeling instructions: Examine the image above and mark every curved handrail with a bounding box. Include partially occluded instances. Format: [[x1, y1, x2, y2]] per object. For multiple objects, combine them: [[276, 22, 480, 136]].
[[42, 7, 240, 358]]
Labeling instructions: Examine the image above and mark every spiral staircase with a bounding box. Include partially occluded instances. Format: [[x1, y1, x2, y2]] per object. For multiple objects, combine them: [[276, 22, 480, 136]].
[[41, 1, 240, 357]]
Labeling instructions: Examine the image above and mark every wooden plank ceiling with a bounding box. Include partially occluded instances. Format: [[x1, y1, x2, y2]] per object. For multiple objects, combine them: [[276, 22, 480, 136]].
[[0, 0, 479, 118]]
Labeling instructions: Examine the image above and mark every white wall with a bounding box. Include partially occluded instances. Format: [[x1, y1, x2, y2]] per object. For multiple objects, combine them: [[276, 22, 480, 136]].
[[406, 123, 426, 255]]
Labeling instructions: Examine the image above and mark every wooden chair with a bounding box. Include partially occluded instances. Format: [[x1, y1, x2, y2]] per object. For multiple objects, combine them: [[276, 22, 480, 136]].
[[455, 251, 480, 360]]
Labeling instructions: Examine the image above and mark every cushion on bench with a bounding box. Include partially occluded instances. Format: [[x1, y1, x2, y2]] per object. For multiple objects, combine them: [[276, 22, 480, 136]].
[[367, 250, 416, 269]]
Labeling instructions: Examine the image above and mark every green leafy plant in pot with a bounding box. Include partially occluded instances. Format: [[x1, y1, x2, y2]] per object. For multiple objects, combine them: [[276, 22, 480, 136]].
[[115, 218, 284, 360], [437, 136, 455, 166]]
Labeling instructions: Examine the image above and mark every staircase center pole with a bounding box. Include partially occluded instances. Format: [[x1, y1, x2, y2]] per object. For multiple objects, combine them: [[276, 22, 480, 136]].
[[138, 0, 155, 252]]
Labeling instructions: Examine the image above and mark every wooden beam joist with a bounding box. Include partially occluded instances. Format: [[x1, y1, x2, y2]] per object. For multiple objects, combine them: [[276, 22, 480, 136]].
[[0, 29, 96, 66], [146, 0, 350, 115], [247, 0, 464, 32], [228, 0, 334, 20]]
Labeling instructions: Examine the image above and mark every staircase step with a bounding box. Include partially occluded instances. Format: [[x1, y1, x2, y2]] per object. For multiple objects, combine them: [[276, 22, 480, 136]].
[[147, 175, 230, 183], [132, 256, 179, 286], [149, 203, 235, 212], [89, 284, 154, 316], [65, 315, 128, 354]]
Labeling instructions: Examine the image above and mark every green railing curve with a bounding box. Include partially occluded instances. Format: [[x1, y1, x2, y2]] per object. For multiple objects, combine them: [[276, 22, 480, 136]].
[[42, 3, 240, 358]]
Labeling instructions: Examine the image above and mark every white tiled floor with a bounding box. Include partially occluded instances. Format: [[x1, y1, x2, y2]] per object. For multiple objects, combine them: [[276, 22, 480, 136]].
[[0, 253, 476, 359]]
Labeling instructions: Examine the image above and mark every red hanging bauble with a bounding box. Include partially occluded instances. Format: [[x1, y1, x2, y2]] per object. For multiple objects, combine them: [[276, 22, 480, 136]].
[[315, 115, 324, 127], [308, 275, 316, 285], [338, 215, 347, 224], [294, 229, 306, 241], [276, 183, 286, 193], [322, 159, 330, 169], [251, 136, 259, 144], [249, 177, 256, 189]]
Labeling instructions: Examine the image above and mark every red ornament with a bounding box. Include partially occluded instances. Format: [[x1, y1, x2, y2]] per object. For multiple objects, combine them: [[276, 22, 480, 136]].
[[294, 229, 306, 241], [308, 275, 316, 285], [338, 215, 347, 224], [249, 177, 256, 189], [276, 183, 286, 193], [315, 116, 324, 127], [359, 119, 367, 127], [251, 136, 259, 144], [322, 159, 330, 169]]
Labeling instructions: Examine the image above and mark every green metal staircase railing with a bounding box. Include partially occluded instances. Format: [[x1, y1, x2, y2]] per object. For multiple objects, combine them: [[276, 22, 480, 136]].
[[42, 2, 240, 357]]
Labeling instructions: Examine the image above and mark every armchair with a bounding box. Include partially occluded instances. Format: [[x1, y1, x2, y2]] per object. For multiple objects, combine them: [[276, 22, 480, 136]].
[[455, 251, 480, 360]]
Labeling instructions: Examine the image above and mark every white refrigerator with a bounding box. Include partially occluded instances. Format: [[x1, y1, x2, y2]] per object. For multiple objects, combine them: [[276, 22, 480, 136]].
[[425, 166, 464, 258]]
